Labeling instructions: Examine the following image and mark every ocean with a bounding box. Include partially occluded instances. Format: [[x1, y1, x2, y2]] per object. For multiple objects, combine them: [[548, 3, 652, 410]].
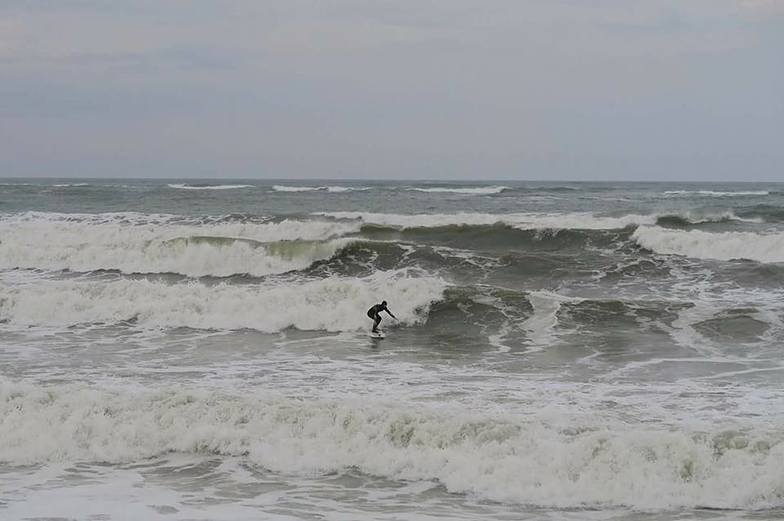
[[1, 179, 783, 520]]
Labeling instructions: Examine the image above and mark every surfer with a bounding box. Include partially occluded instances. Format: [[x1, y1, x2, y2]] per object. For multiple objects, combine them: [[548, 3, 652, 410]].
[[367, 301, 396, 333]]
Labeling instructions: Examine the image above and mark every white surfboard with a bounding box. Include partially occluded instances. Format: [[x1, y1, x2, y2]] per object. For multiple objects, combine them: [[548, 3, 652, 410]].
[[369, 330, 385, 339]]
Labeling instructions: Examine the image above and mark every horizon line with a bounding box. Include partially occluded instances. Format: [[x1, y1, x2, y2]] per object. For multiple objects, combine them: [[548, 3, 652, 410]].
[[1, 176, 782, 184]]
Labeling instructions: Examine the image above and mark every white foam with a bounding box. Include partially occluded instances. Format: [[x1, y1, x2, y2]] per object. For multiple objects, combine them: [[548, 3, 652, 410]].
[[318, 211, 657, 230], [1, 380, 782, 510], [272, 185, 322, 192], [167, 183, 254, 190], [271, 185, 369, 193], [407, 186, 509, 195], [0, 268, 446, 331], [0, 213, 361, 277], [663, 190, 770, 197], [521, 291, 576, 350], [326, 185, 369, 192], [633, 226, 784, 263]]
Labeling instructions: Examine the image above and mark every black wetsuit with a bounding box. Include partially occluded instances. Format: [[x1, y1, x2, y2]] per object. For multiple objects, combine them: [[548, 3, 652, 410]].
[[367, 303, 395, 332]]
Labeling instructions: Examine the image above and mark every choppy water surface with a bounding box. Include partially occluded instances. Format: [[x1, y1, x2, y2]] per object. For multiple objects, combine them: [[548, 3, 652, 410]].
[[1, 179, 783, 520]]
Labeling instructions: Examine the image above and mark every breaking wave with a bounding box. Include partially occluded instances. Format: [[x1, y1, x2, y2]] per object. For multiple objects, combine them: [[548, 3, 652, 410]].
[[1, 380, 782, 510], [0, 213, 361, 277], [633, 227, 784, 263], [0, 269, 446, 332]]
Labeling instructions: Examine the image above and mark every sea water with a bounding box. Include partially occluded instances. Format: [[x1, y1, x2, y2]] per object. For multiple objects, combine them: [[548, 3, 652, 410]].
[[1, 179, 783, 520]]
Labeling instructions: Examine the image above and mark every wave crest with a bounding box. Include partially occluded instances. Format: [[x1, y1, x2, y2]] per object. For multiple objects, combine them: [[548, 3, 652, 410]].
[[633, 227, 784, 263], [272, 185, 369, 193], [168, 184, 254, 190]]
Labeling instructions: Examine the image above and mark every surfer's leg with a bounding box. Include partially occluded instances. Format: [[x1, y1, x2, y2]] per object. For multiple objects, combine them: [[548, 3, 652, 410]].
[[373, 315, 381, 332]]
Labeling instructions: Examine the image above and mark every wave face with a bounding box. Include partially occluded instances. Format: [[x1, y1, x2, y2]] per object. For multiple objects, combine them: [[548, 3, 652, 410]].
[[2, 381, 782, 510]]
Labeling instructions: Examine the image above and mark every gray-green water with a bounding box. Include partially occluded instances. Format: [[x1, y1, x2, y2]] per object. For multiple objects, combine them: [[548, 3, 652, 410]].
[[1, 179, 783, 520]]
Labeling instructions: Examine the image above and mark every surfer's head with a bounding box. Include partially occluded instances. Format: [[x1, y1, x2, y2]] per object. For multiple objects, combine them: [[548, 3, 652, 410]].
[[382, 300, 387, 307]]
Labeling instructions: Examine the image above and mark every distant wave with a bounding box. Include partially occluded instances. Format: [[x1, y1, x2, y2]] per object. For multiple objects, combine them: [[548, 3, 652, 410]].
[[655, 211, 761, 227], [168, 183, 254, 190], [633, 226, 784, 263], [663, 190, 770, 197], [318, 211, 657, 230], [321, 210, 768, 232], [407, 186, 509, 195], [272, 185, 370, 193], [52, 183, 90, 188]]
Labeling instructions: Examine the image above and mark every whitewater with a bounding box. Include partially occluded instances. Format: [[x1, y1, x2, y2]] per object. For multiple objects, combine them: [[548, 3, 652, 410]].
[[1, 179, 783, 521]]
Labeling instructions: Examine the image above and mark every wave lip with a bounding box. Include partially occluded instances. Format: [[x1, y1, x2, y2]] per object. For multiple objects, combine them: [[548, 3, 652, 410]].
[[0, 268, 446, 331], [407, 186, 509, 195], [633, 226, 784, 263], [1, 381, 782, 511], [168, 183, 254, 190]]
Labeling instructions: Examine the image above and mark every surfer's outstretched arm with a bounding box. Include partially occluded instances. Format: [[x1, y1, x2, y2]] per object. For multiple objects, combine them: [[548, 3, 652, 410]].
[[386, 309, 397, 319]]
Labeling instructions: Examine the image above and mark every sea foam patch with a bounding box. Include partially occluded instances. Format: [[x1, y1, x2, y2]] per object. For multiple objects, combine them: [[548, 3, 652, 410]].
[[1, 380, 782, 511]]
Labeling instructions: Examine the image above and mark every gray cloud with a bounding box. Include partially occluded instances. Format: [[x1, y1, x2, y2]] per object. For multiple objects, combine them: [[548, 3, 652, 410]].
[[1, 1, 782, 180]]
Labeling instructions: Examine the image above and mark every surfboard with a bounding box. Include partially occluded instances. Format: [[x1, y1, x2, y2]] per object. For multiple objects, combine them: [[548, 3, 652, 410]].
[[369, 330, 385, 339]]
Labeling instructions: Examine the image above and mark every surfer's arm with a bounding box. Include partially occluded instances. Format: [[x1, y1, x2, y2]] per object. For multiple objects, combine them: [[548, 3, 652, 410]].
[[386, 309, 397, 319]]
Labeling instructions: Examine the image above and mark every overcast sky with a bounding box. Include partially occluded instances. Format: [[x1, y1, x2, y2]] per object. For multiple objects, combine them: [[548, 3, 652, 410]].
[[1, 1, 782, 180]]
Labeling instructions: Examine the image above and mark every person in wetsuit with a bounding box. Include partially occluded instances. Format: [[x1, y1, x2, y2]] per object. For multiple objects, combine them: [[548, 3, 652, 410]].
[[367, 301, 396, 333]]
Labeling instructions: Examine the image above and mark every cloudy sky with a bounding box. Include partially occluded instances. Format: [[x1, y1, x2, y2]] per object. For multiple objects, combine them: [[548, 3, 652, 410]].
[[1, 1, 782, 180]]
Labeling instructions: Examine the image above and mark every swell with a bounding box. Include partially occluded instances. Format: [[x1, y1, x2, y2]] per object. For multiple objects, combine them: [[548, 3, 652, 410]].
[[654, 211, 759, 228], [736, 204, 784, 223], [358, 223, 635, 251], [2, 380, 782, 510]]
